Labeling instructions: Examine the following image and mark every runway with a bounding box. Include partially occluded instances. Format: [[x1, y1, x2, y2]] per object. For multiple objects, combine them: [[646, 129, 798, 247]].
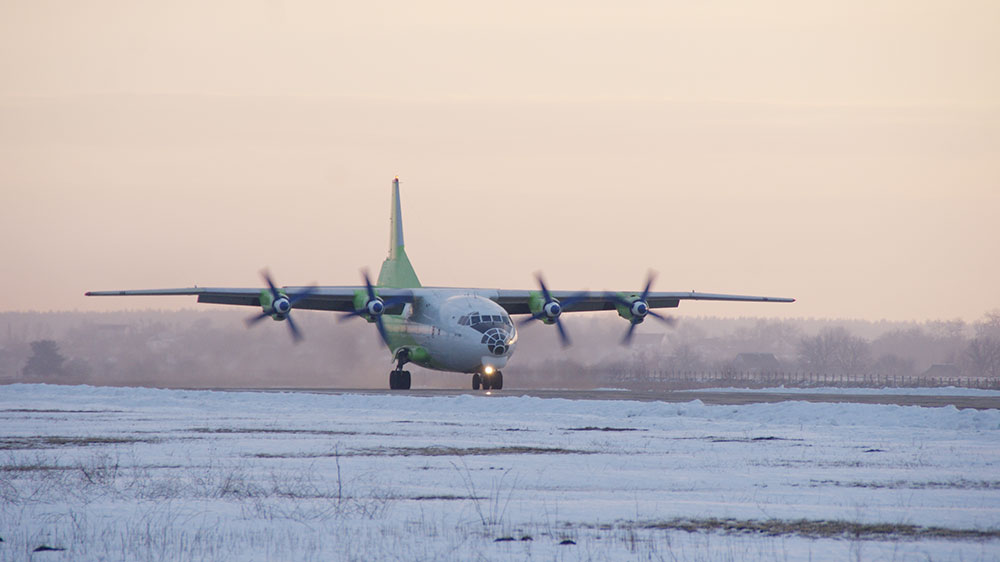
[[221, 387, 1000, 410]]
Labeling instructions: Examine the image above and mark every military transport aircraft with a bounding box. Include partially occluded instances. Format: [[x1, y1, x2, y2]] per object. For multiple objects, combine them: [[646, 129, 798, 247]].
[[87, 177, 794, 390]]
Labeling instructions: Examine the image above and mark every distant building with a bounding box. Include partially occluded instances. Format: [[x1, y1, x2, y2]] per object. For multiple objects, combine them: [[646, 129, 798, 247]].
[[732, 353, 781, 373]]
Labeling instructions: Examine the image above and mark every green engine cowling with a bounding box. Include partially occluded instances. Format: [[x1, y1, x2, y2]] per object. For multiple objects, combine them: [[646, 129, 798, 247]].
[[393, 346, 431, 367], [615, 292, 647, 324], [352, 289, 377, 323], [527, 291, 551, 324], [528, 291, 566, 325], [259, 288, 291, 320]]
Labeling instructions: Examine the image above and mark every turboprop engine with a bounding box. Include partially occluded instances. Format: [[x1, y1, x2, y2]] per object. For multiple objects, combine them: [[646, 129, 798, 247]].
[[340, 270, 411, 343], [244, 270, 318, 342], [520, 274, 587, 347], [612, 272, 677, 345]]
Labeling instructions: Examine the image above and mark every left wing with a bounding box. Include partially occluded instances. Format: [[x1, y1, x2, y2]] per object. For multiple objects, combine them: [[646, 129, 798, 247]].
[[493, 289, 794, 315]]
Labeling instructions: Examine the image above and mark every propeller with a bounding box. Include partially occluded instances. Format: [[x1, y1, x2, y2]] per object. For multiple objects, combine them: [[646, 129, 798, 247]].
[[245, 270, 318, 343], [519, 274, 588, 347], [608, 272, 677, 345], [340, 270, 410, 343]]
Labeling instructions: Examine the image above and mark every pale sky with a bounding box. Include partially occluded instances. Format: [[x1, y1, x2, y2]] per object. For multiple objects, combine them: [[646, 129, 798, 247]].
[[1, 0, 998, 321]]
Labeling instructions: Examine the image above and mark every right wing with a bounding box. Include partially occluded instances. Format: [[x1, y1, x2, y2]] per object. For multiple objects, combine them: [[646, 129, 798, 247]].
[[85, 286, 414, 312]]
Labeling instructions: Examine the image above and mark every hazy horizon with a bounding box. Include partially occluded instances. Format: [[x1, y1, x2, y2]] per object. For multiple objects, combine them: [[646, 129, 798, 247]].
[[2, 1, 997, 321]]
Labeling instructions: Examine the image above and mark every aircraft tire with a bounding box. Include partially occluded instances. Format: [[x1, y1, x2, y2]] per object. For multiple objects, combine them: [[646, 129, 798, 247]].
[[402, 370, 411, 390], [494, 371, 503, 390], [482, 374, 492, 391], [472, 373, 481, 390], [389, 370, 399, 390]]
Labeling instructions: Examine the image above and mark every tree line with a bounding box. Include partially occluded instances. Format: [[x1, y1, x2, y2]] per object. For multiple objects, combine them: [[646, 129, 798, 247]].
[[1, 310, 998, 388]]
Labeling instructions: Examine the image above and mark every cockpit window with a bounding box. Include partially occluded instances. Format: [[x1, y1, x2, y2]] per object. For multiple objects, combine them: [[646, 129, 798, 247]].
[[463, 313, 514, 328]]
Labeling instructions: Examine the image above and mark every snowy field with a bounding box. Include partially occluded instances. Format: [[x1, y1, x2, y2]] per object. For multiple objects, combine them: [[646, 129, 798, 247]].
[[1, 384, 999, 561], [682, 386, 1000, 397]]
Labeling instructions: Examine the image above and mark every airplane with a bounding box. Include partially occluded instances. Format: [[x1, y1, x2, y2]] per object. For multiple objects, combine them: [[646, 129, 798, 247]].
[[87, 177, 794, 390]]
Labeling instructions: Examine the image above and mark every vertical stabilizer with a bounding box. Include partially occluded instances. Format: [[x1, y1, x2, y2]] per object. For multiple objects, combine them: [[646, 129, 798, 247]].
[[377, 176, 422, 288]]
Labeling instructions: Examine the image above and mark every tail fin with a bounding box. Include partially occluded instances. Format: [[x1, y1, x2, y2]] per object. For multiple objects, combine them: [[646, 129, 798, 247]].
[[376, 176, 422, 288]]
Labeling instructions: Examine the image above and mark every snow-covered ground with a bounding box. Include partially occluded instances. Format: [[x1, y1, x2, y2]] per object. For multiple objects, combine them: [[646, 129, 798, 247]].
[[1, 384, 999, 561], [682, 386, 1000, 397]]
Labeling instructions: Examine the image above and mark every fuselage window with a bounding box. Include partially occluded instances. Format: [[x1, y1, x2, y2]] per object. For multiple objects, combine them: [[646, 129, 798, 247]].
[[459, 315, 469, 325], [471, 315, 481, 324], [492, 315, 502, 322]]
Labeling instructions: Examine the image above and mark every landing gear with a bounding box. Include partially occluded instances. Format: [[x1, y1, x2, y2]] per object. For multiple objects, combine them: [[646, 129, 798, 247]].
[[474, 370, 503, 391], [389, 349, 411, 390], [389, 370, 411, 390]]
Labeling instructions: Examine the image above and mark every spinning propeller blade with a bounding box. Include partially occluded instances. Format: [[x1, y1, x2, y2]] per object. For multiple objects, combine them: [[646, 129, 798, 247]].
[[613, 271, 677, 345], [519, 274, 587, 347], [244, 269, 314, 343], [339, 269, 409, 344]]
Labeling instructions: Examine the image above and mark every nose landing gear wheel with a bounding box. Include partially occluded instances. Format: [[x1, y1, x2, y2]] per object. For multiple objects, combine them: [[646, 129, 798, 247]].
[[476, 370, 503, 391]]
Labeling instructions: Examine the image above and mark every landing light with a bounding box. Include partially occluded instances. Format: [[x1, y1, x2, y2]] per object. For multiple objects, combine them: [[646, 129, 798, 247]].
[[484, 366, 495, 375]]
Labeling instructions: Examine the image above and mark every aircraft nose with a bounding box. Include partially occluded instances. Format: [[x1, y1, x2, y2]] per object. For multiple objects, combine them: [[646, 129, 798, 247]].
[[482, 327, 513, 356]]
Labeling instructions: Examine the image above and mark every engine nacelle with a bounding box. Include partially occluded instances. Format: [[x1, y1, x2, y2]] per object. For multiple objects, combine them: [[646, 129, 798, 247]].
[[269, 296, 292, 320], [630, 299, 649, 319], [543, 301, 562, 319], [273, 297, 291, 314], [366, 298, 386, 317]]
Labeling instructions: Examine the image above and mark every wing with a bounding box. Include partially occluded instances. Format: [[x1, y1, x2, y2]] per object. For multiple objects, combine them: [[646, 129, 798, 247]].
[[493, 289, 794, 315], [85, 286, 414, 312]]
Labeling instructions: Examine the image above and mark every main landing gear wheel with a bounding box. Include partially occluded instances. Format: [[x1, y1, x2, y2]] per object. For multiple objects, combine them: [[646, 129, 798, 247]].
[[472, 373, 481, 390], [389, 370, 411, 390], [389, 349, 411, 390]]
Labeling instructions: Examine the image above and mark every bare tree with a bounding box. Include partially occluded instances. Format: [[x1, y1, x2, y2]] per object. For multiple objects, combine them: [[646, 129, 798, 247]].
[[871, 327, 966, 374], [963, 311, 1000, 378], [873, 353, 915, 378], [925, 319, 968, 340], [797, 327, 871, 375], [964, 338, 1000, 377], [974, 310, 1000, 339], [731, 320, 801, 358]]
